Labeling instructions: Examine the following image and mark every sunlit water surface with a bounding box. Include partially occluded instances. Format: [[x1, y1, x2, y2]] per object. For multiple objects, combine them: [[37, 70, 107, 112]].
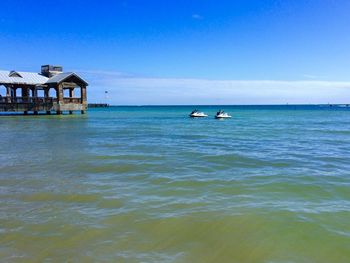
[[1, 106, 350, 262]]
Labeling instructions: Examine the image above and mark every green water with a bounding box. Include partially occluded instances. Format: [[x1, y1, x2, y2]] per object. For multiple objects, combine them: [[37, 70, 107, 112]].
[[1, 106, 350, 262]]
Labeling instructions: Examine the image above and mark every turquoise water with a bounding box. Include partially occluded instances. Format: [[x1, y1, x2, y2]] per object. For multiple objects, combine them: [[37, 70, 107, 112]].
[[1, 106, 350, 262]]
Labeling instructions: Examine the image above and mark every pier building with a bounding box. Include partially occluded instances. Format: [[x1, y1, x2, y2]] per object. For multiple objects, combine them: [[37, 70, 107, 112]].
[[0, 65, 88, 115]]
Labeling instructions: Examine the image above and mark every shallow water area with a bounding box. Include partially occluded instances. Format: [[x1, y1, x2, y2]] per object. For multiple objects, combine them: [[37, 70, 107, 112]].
[[1, 105, 350, 262]]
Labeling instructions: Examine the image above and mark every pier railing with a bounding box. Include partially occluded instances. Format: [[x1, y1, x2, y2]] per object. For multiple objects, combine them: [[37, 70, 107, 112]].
[[0, 97, 82, 104], [63, 98, 82, 103], [0, 97, 57, 103], [0, 96, 84, 112]]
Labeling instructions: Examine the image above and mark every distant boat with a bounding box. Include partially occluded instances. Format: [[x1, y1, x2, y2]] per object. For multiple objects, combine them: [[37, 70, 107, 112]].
[[189, 109, 208, 118], [215, 110, 231, 119]]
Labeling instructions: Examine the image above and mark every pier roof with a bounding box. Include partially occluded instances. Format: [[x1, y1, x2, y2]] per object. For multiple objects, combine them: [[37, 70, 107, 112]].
[[46, 72, 88, 86], [0, 70, 88, 86], [0, 70, 48, 85]]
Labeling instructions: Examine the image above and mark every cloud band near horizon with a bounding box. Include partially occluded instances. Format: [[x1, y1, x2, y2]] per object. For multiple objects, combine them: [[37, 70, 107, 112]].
[[81, 71, 350, 105]]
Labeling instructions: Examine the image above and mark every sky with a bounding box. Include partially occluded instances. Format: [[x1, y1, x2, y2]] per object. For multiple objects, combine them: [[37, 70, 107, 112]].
[[1, 0, 350, 104]]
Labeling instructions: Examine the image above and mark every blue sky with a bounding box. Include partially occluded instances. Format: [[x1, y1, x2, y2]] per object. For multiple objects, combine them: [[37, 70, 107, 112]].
[[1, 0, 350, 104]]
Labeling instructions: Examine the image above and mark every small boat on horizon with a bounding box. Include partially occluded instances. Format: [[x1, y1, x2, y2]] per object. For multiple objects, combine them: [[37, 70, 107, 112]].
[[189, 109, 208, 118], [215, 110, 231, 119]]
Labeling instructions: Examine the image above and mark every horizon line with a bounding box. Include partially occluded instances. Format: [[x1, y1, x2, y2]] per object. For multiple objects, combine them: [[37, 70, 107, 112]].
[[88, 103, 349, 106]]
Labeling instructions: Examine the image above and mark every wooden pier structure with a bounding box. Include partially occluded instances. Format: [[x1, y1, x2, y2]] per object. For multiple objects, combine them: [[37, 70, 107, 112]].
[[0, 65, 88, 115]]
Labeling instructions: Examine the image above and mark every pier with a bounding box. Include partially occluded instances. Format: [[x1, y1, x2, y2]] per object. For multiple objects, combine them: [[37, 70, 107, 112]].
[[0, 65, 88, 115], [88, 103, 109, 108]]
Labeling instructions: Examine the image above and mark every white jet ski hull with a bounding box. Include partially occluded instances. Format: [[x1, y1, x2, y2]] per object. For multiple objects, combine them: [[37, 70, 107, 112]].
[[190, 114, 208, 118], [215, 115, 231, 119]]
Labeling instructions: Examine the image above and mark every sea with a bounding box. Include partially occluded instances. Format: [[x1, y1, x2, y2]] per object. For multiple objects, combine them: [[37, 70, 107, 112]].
[[1, 105, 350, 262]]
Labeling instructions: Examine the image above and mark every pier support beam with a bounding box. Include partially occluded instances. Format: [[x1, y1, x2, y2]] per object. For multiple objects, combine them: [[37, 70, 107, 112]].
[[46, 111, 51, 115], [69, 88, 74, 98], [69, 110, 73, 114], [6, 86, 11, 103], [24, 111, 28, 115], [56, 85, 63, 102], [22, 86, 29, 102], [34, 111, 38, 115], [44, 89, 49, 99], [31, 87, 37, 98], [12, 88, 17, 98]]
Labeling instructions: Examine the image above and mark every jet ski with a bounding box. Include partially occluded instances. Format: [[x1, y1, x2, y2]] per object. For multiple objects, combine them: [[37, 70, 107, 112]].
[[215, 110, 231, 119], [189, 109, 208, 118]]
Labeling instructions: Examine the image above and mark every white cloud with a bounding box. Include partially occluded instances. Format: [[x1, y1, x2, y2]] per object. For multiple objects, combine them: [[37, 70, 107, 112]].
[[302, 74, 328, 80], [192, 14, 203, 20], [80, 70, 350, 105], [77, 69, 132, 77]]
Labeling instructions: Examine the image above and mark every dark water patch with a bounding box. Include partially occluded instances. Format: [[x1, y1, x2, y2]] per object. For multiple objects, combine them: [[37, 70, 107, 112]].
[[22, 192, 102, 203], [199, 154, 291, 169], [164, 179, 232, 189], [81, 162, 165, 174], [92, 154, 165, 161]]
